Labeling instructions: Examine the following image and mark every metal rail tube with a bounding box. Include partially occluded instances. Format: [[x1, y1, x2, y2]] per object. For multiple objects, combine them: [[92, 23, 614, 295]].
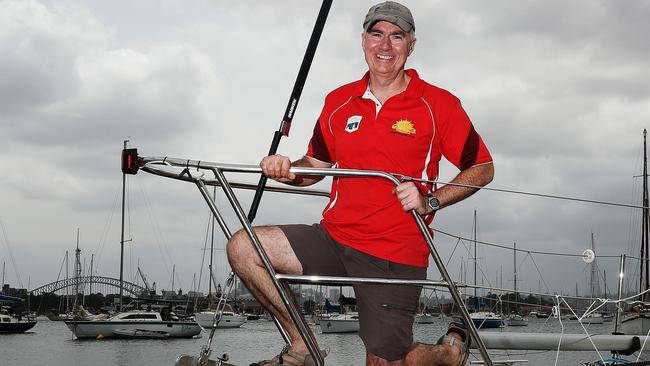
[[195, 176, 293, 347], [412, 208, 494, 365], [277, 274, 452, 288], [195, 179, 233, 240], [141, 163, 330, 198], [212, 168, 323, 365], [139, 158, 493, 364]]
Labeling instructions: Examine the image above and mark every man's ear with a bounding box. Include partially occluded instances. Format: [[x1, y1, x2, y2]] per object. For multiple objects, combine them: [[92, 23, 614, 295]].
[[408, 39, 416, 56]]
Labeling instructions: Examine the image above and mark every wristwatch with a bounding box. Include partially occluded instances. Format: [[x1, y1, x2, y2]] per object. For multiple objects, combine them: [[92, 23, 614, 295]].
[[427, 194, 441, 213]]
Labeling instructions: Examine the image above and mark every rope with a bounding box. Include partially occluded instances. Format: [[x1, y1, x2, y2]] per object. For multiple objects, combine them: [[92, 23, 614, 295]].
[[559, 297, 606, 364]]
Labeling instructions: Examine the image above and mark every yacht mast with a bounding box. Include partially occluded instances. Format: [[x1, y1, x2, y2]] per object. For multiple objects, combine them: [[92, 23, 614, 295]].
[[89, 254, 94, 299], [474, 210, 478, 309], [642, 130, 649, 302], [119, 139, 128, 311], [65, 250, 69, 311], [513, 242, 517, 312], [74, 228, 81, 307], [209, 186, 216, 297], [589, 233, 600, 298]]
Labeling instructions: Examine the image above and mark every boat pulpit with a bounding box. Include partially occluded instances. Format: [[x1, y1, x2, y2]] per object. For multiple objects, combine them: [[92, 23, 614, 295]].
[[121, 147, 494, 366]]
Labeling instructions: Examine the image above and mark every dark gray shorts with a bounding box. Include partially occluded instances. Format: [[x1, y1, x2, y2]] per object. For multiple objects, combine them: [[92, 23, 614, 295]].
[[279, 224, 426, 361]]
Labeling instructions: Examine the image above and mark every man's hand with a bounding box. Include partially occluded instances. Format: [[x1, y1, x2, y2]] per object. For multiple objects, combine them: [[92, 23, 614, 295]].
[[260, 154, 296, 183], [393, 182, 431, 215]]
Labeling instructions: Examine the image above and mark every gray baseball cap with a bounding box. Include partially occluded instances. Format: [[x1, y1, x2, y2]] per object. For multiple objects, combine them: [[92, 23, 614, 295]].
[[363, 1, 415, 33]]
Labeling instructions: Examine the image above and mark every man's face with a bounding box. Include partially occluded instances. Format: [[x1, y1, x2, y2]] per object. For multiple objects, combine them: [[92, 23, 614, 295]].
[[362, 21, 415, 78]]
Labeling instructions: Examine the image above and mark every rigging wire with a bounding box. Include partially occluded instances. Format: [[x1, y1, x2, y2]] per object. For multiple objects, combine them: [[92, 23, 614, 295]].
[[135, 175, 176, 284], [197, 210, 212, 297], [92, 179, 120, 276], [444, 237, 462, 268], [0, 217, 24, 289], [396, 174, 650, 210], [434, 228, 631, 259]]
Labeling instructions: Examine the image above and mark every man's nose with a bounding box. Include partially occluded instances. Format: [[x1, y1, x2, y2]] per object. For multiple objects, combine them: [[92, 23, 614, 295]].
[[379, 35, 391, 49]]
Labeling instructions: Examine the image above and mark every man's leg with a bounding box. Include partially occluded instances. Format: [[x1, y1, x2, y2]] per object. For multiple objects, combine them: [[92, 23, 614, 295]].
[[335, 246, 466, 366], [226, 226, 309, 362], [364, 333, 464, 366], [402, 337, 464, 366]]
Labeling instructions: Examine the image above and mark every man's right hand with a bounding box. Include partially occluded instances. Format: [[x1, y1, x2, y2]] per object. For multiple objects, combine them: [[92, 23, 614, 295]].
[[260, 154, 296, 183]]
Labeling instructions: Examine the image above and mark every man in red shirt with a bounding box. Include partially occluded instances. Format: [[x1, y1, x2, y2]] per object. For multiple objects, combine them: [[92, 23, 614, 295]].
[[228, 2, 494, 365]]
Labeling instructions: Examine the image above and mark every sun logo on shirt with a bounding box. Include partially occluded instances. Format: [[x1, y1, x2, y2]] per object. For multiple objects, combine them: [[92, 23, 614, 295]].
[[391, 119, 416, 135]]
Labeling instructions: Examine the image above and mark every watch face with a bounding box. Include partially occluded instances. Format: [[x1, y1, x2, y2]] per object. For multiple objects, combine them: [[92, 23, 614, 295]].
[[428, 196, 440, 211]]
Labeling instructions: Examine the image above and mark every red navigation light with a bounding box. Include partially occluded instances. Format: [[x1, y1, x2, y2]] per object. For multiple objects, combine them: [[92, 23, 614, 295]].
[[121, 148, 139, 174]]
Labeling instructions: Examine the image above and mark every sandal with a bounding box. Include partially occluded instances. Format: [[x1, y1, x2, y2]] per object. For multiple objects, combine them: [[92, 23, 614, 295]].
[[250, 349, 327, 366], [437, 322, 470, 366]]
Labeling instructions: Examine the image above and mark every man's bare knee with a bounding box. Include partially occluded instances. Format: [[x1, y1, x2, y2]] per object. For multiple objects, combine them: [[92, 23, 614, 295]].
[[226, 229, 256, 269], [227, 226, 302, 275]]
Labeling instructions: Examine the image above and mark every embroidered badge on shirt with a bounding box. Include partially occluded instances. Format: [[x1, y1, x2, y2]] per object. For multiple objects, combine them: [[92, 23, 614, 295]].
[[345, 115, 362, 133], [391, 119, 416, 136]]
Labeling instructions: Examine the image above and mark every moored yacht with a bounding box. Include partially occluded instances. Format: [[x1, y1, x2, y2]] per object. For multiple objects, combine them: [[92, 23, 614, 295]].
[[193, 304, 247, 329], [578, 312, 604, 324], [0, 294, 37, 333], [506, 313, 528, 326], [65, 309, 201, 339], [0, 308, 37, 333], [319, 312, 359, 333], [415, 313, 437, 324], [456, 311, 503, 329]]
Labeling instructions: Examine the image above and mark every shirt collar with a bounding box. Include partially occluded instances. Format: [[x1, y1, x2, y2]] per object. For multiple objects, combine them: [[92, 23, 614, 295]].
[[352, 69, 424, 99]]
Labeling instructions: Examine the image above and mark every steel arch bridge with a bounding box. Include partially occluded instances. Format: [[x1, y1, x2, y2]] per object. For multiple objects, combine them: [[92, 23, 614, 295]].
[[30, 276, 146, 296]]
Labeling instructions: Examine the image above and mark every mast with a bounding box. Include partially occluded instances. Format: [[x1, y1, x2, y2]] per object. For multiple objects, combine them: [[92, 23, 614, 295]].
[[172, 264, 176, 292], [513, 242, 517, 313], [639, 130, 649, 302], [119, 139, 128, 311], [65, 250, 69, 311], [89, 254, 94, 299], [74, 228, 81, 307], [590, 233, 600, 298], [474, 210, 478, 309], [209, 186, 216, 297]]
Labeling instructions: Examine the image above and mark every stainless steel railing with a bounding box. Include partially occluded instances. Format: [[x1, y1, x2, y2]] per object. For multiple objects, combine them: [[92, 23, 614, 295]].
[[135, 155, 494, 366]]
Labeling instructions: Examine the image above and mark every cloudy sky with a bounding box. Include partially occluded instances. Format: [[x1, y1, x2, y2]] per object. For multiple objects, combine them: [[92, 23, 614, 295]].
[[1, 0, 650, 302]]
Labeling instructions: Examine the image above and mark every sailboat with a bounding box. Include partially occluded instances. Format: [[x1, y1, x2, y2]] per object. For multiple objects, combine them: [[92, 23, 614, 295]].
[[192, 186, 246, 329], [65, 141, 201, 339], [319, 290, 359, 334], [576, 233, 604, 325], [456, 211, 503, 329], [507, 243, 528, 327], [621, 129, 650, 335]]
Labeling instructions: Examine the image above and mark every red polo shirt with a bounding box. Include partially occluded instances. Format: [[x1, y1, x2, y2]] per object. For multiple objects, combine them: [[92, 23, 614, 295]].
[[306, 69, 492, 267]]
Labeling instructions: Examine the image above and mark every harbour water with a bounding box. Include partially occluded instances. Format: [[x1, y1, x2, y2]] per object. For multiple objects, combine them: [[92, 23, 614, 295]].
[[1, 316, 644, 365]]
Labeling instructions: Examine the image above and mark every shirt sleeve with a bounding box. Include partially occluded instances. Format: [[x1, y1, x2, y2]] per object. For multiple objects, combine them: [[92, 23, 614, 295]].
[[306, 99, 337, 164], [440, 101, 492, 171]]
